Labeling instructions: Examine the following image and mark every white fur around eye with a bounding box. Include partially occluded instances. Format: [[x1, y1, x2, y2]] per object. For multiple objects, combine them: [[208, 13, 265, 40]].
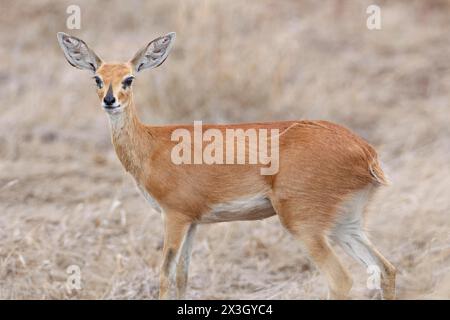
[[122, 76, 134, 89], [94, 76, 103, 89]]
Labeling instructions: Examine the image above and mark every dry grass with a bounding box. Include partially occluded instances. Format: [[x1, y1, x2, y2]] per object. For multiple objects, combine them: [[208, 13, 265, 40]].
[[0, 0, 449, 299]]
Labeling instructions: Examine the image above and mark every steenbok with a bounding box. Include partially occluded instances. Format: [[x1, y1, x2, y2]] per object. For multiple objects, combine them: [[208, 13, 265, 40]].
[[57, 32, 396, 299]]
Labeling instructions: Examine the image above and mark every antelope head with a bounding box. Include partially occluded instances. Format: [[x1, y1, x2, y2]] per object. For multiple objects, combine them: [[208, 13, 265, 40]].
[[57, 32, 176, 114]]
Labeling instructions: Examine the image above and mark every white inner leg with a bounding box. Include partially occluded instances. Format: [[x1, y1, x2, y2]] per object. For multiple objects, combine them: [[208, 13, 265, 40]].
[[199, 193, 276, 223], [331, 186, 383, 275]]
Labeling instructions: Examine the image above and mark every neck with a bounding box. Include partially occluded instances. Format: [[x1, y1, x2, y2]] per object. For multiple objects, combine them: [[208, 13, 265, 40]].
[[108, 95, 139, 135], [107, 94, 151, 178]]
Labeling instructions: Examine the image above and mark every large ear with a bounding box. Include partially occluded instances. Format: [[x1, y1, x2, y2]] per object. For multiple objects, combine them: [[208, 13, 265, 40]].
[[130, 32, 176, 72], [56, 32, 103, 72]]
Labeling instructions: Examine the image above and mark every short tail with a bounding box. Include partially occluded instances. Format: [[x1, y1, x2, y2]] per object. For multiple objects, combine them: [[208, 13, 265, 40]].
[[369, 159, 389, 186]]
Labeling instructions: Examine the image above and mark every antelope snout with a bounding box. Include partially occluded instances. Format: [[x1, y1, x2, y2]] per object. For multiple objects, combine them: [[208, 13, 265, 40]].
[[103, 94, 116, 106], [102, 84, 121, 112]]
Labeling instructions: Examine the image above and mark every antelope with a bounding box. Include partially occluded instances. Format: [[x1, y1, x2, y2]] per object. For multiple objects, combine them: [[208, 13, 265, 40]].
[[57, 32, 396, 300]]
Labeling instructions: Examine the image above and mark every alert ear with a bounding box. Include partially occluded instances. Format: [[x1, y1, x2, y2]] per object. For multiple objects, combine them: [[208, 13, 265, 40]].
[[130, 32, 176, 73], [56, 32, 103, 72]]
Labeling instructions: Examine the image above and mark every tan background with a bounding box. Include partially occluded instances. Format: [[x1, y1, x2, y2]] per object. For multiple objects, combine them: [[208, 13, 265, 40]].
[[0, 0, 449, 299]]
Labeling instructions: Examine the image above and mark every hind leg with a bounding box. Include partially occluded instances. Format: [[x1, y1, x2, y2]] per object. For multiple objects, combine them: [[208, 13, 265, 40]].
[[330, 189, 396, 299], [332, 227, 396, 299], [272, 199, 353, 299], [366, 241, 396, 300], [298, 232, 353, 299]]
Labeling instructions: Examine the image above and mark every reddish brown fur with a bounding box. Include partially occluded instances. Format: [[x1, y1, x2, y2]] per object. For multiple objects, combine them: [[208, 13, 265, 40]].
[[97, 63, 391, 299], [60, 39, 395, 299]]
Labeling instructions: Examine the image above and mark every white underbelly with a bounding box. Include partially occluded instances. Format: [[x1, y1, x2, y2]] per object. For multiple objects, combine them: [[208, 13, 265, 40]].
[[199, 194, 276, 223]]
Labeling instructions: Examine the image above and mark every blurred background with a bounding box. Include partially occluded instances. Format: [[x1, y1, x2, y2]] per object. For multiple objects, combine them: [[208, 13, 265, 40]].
[[0, 0, 449, 299]]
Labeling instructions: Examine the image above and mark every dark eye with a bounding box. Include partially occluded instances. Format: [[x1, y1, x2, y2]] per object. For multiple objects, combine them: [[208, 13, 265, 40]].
[[122, 76, 134, 89], [93, 76, 103, 89]]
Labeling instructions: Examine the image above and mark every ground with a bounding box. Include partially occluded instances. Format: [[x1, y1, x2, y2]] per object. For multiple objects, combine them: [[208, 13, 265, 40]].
[[0, 0, 449, 299]]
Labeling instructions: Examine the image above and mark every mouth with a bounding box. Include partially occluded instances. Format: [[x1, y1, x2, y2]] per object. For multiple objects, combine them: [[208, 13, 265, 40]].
[[103, 104, 123, 113]]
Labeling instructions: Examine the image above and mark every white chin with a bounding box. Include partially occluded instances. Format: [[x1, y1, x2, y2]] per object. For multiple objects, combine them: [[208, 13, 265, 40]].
[[104, 105, 123, 114]]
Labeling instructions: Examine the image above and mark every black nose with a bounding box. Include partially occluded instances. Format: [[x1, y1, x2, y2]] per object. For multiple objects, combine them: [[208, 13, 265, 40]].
[[103, 95, 116, 106], [103, 84, 116, 106]]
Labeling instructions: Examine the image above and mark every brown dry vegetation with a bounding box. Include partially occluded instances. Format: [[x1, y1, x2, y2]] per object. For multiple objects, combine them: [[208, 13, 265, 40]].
[[0, 0, 449, 299]]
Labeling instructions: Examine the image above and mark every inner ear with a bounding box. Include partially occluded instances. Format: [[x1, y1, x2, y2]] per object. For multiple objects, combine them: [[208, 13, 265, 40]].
[[57, 32, 103, 72], [130, 32, 176, 72]]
